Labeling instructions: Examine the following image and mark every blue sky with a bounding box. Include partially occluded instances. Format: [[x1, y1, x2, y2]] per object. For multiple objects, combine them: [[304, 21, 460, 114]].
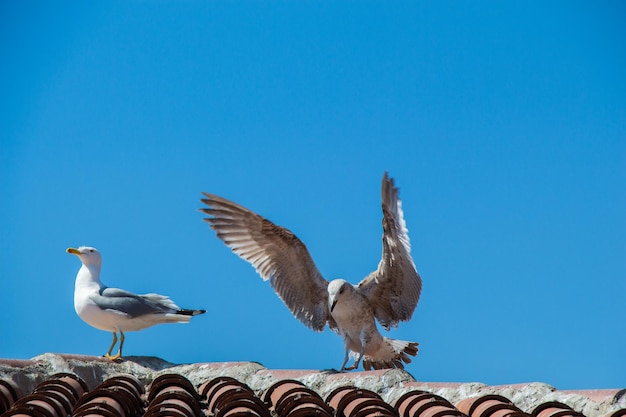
[[1, 2, 624, 389]]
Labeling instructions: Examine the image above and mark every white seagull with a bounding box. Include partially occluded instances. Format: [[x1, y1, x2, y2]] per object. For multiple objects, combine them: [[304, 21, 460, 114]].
[[67, 246, 206, 360], [200, 172, 422, 371]]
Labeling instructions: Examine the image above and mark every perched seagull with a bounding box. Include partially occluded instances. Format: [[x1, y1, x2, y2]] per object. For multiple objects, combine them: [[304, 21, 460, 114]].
[[200, 172, 422, 371], [67, 246, 206, 360]]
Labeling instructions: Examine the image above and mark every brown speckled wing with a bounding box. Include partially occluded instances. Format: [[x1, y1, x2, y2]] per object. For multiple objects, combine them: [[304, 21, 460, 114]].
[[358, 172, 422, 330], [200, 193, 334, 332]]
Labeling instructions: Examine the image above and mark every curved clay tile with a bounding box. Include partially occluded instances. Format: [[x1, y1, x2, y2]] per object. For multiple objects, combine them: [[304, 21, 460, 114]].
[[73, 394, 126, 417], [215, 399, 270, 417], [325, 386, 396, 417], [199, 376, 269, 417], [71, 374, 144, 417], [146, 373, 202, 417], [199, 376, 249, 403], [263, 380, 332, 417], [343, 396, 398, 417], [420, 404, 464, 417], [0, 379, 22, 414], [472, 400, 521, 417], [456, 395, 524, 417], [46, 374, 89, 398], [607, 409, 626, 417], [394, 391, 462, 417], [145, 374, 202, 417], [54, 374, 88, 401], [12, 397, 63, 417], [147, 374, 199, 402], [533, 402, 585, 417], [326, 386, 381, 411], [99, 374, 145, 398], [2, 374, 88, 417], [262, 380, 307, 407]]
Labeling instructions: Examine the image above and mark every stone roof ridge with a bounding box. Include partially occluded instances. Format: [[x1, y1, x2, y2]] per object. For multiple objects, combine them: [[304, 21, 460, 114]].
[[0, 353, 421, 396], [0, 354, 269, 393]]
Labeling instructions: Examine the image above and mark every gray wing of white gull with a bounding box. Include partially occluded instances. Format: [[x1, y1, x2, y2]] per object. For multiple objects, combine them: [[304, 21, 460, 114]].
[[90, 287, 183, 318], [200, 193, 335, 332], [358, 172, 422, 330]]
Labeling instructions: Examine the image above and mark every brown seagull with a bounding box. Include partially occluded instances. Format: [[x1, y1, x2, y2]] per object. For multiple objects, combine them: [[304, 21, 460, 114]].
[[200, 172, 422, 371]]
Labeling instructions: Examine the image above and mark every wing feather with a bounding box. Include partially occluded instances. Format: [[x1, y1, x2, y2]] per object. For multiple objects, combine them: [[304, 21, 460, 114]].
[[92, 287, 180, 318], [200, 193, 333, 331], [358, 172, 422, 330]]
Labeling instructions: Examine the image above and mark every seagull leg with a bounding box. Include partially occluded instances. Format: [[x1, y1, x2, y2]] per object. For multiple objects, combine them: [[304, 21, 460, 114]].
[[339, 349, 351, 372], [105, 331, 124, 361], [104, 332, 118, 358], [119, 331, 125, 356], [344, 331, 368, 371], [344, 347, 364, 371]]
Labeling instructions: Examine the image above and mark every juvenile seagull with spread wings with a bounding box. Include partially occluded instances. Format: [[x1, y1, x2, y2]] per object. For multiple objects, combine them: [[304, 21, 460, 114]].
[[67, 246, 206, 360], [200, 173, 422, 371]]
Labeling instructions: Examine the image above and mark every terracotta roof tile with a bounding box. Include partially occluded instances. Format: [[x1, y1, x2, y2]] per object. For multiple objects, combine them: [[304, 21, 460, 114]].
[[264, 379, 332, 417], [395, 391, 464, 417], [0, 354, 624, 417], [326, 385, 397, 417], [200, 376, 269, 417], [146, 374, 203, 417]]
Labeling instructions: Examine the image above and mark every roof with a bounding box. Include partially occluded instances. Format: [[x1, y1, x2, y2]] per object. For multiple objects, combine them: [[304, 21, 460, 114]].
[[1, 354, 624, 417]]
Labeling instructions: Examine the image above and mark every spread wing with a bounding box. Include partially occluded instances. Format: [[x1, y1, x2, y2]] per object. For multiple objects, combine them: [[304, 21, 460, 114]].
[[200, 193, 334, 332], [91, 287, 180, 318], [358, 172, 422, 330]]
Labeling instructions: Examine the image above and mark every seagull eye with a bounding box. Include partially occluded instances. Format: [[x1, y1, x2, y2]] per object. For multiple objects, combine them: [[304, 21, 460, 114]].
[[89, 249, 94, 253], [339, 287, 345, 294]]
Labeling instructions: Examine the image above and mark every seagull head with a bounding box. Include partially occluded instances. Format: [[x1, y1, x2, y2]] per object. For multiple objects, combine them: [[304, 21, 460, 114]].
[[66, 246, 102, 268], [328, 279, 351, 312]]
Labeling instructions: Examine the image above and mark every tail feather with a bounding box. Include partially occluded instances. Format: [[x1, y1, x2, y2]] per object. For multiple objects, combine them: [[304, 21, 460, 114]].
[[176, 309, 206, 316], [362, 338, 419, 371]]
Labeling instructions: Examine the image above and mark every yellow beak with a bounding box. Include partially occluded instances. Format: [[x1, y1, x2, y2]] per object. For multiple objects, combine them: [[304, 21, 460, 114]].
[[66, 247, 81, 255]]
